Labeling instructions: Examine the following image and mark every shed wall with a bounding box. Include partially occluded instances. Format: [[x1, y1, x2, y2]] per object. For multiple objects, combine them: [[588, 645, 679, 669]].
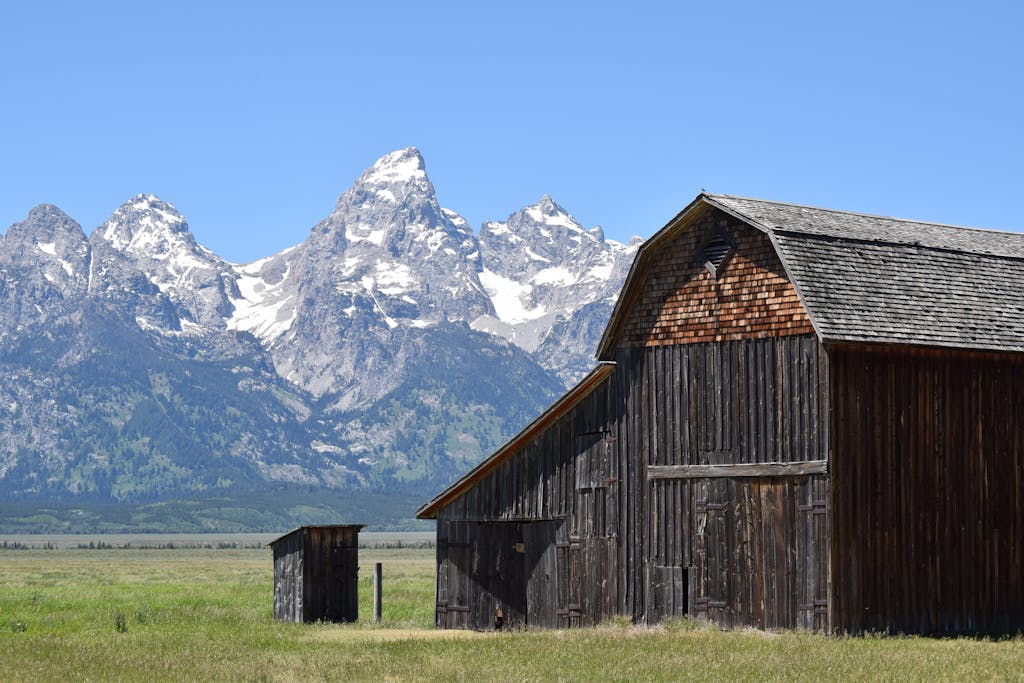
[[272, 530, 304, 622], [303, 526, 360, 623], [272, 526, 360, 623]]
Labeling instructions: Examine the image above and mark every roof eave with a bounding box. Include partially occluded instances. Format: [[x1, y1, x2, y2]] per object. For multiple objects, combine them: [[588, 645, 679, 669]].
[[821, 335, 1024, 355]]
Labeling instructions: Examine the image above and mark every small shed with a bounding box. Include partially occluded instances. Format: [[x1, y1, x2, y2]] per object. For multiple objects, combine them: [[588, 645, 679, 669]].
[[270, 524, 364, 623]]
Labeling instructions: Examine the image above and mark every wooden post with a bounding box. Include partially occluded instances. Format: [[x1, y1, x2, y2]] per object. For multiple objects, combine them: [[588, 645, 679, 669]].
[[373, 562, 382, 623]]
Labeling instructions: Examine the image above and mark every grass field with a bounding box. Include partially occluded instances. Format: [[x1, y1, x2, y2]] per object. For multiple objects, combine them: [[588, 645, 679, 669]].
[[2, 544, 1023, 681]]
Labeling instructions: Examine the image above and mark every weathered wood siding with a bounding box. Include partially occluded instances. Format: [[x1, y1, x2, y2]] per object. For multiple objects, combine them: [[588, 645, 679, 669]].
[[830, 346, 1024, 635], [617, 334, 830, 630], [435, 333, 830, 630], [432, 203, 832, 631], [271, 526, 360, 623], [303, 526, 360, 623], [272, 529, 304, 622], [435, 377, 621, 629]]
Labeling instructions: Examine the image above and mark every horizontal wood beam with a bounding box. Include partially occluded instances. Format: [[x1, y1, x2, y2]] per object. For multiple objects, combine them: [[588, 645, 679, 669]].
[[647, 460, 827, 480]]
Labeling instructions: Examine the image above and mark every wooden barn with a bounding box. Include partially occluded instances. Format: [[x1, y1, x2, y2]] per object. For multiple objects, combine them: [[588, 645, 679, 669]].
[[417, 192, 1024, 635], [270, 524, 363, 623]]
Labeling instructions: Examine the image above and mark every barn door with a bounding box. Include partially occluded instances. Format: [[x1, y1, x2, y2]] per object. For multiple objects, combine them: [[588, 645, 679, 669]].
[[689, 479, 729, 624], [524, 519, 574, 628], [688, 476, 829, 630], [796, 476, 829, 630], [647, 479, 689, 623], [435, 521, 472, 629], [436, 521, 529, 630]]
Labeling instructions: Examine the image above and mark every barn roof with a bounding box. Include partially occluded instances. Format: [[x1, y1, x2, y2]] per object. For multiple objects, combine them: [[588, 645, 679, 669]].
[[416, 362, 616, 519], [599, 193, 1024, 356]]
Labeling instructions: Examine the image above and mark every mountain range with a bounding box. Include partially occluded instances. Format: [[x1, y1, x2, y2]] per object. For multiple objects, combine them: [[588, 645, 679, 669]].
[[0, 148, 640, 528]]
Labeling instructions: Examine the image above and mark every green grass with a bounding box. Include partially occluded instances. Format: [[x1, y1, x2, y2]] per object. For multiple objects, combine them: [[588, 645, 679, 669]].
[[1, 546, 1023, 681]]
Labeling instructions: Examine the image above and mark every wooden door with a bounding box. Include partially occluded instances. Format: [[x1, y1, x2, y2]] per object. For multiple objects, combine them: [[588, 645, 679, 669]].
[[688, 476, 829, 630], [647, 479, 689, 623], [435, 520, 472, 629], [524, 519, 576, 629], [690, 479, 729, 624]]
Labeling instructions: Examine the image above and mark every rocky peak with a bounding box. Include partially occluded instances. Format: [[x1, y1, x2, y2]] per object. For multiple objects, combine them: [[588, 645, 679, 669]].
[[89, 195, 232, 330], [94, 194, 201, 259], [471, 195, 640, 366], [0, 204, 90, 282], [314, 147, 460, 256], [530, 194, 581, 228], [0, 205, 92, 335], [358, 147, 430, 192], [298, 149, 491, 325], [3, 204, 87, 250], [479, 195, 607, 280]]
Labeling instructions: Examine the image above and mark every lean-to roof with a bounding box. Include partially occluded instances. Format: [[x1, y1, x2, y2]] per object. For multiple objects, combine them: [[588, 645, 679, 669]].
[[416, 362, 616, 519]]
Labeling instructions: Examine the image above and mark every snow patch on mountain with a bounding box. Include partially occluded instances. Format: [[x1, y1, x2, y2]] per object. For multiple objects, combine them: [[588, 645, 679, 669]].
[[227, 249, 298, 344], [478, 269, 546, 323], [363, 148, 428, 186]]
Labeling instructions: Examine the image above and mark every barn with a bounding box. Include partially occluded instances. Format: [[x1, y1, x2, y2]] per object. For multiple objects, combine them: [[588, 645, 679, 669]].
[[416, 192, 1024, 635]]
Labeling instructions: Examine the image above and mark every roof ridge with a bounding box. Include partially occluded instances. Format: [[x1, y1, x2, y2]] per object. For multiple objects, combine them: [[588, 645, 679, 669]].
[[706, 193, 1024, 238]]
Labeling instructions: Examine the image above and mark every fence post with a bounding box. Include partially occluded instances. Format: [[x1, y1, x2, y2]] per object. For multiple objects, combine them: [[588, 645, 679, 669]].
[[373, 562, 382, 623]]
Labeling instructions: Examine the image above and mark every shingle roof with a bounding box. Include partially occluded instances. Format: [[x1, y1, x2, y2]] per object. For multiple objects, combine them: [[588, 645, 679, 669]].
[[704, 194, 1024, 352]]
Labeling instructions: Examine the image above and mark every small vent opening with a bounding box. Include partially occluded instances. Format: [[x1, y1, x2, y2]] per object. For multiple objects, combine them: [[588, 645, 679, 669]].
[[700, 233, 735, 278]]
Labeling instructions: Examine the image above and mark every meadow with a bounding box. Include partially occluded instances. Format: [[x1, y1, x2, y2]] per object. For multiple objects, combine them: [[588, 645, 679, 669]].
[[1, 540, 1023, 681]]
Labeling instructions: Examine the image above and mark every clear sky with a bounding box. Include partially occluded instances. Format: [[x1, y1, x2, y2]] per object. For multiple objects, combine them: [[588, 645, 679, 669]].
[[2, 1, 1022, 262]]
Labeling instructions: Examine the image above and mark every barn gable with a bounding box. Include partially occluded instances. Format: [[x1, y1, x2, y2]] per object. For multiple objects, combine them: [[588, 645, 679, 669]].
[[610, 203, 814, 351]]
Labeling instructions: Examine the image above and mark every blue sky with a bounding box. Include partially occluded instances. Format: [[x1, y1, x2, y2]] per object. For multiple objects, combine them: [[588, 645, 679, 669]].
[[2, 1, 1022, 262]]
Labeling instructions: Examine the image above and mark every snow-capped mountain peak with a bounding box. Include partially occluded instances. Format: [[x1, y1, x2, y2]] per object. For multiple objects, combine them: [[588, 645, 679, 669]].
[[524, 194, 586, 235], [90, 194, 232, 329], [0, 147, 643, 506], [471, 194, 640, 371], [360, 147, 429, 189], [98, 194, 194, 255]]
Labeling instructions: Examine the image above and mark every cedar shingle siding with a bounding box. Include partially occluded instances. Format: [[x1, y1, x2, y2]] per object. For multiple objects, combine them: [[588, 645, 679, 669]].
[[420, 192, 1024, 635], [619, 209, 813, 346]]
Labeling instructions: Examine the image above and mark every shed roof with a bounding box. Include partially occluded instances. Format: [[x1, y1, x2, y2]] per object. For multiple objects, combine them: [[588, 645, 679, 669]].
[[268, 524, 365, 547], [599, 193, 1024, 356]]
